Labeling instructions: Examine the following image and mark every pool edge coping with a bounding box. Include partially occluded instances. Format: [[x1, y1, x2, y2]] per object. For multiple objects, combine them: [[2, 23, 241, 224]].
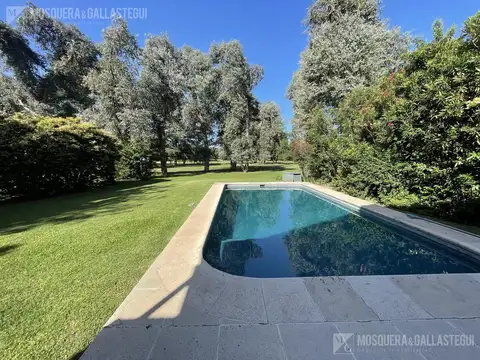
[[103, 181, 480, 328]]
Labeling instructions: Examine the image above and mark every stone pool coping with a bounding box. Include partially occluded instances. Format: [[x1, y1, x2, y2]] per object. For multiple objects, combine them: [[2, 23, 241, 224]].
[[81, 182, 480, 360]]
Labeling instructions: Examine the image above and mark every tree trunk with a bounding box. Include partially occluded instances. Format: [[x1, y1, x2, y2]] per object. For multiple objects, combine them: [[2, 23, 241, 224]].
[[157, 123, 168, 176], [203, 136, 210, 173], [230, 160, 237, 171], [204, 157, 210, 173], [242, 161, 249, 172], [174, 158, 177, 167]]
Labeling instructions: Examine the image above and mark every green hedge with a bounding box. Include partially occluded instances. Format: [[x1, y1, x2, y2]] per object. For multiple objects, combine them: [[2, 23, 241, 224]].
[[0, 114, 119, 198]]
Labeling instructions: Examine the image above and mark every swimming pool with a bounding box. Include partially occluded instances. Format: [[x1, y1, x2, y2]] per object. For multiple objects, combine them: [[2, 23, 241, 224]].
[[203, 187, 480, 277]]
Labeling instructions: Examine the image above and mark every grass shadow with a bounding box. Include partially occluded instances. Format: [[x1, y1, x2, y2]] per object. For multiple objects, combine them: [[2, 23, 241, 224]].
[[0, 177, 170, 236], [0, 244, 20, 256], [167, 164, 289, 178]]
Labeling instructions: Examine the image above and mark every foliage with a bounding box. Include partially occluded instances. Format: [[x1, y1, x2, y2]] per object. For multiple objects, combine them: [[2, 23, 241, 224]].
[[16, 5, 98, 116], [180, 46, 221, 172], [0, 113, 118, 198], [0, 21, 43, 89], [84, 17, 141, 142], [277, 136, 294, 161], [2, 11, 285, 177], [257, 102, 285, 162], [211, 41, 264, 172], [288, 0, 409, 136], [138, 34, 184, 175], [116, 140, 154, 180], [296, 10, 480, 225]]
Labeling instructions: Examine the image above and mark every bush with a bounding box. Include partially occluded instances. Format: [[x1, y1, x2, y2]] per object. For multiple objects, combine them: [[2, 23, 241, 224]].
[[116, 140, 154, 180], [299, 14, 480, 226], [331, 140, 404, 199], [0, 113, 119, 198]]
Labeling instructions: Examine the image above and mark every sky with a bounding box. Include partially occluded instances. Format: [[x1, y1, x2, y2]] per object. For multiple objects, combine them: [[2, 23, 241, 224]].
[[4, 0, 480, 131]]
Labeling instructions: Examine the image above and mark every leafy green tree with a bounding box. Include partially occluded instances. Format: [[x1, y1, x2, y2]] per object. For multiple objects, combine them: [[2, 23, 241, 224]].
[[383, 17, 480, 221], [277, 135, 294, 161], [302, 11, 480, 224], [84, 17, 141, 142], [138, 34, 183, 176], [180, 46, 221, 172], [0, 21, 42, 89], [257, 101, 285, 162], [17, 5, 98, 116], [211, 41, 263, 172], [288, 0, 409, 137]]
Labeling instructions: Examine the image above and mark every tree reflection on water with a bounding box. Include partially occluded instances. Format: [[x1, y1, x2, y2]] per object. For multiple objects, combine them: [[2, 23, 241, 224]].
[[204, 189, 480, 277]]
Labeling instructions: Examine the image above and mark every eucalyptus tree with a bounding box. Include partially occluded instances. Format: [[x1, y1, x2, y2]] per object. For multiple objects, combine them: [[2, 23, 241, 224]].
[[210, 40, 264, 172], [0, 21, 42, 90], [16, 4, 98, 116], [180, 46, 221, 172], [84, 17, 141, 142], [288, 0, 409, 136], [257, 102, 285, 163], [138, 34, 183, 176]]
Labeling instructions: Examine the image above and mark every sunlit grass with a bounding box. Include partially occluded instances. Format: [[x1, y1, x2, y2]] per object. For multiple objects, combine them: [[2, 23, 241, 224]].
[[0, 162, 298, 360]]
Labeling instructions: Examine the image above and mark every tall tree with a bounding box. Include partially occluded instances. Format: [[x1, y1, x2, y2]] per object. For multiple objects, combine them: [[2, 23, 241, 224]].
[[84, 17, 141, 142], [0, 21, 42, 89], [288, 0, 409, 137], [180, 46, 221, 172], [138, 34, 183, 176], [257, 101, 285, 163], [17, 5, 98, 116], [211, 40, 263, 172]]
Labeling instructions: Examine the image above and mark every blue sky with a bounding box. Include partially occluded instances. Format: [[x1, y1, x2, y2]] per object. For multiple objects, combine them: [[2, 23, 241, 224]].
[[4, 0, 480, 130]]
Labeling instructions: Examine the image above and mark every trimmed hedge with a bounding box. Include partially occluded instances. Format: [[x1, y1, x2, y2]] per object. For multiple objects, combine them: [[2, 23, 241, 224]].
[[0, 114, 119, 198]]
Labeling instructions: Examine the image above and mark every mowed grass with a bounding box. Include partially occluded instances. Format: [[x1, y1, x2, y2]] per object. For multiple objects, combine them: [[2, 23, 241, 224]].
[[0, 162, 298, 360]]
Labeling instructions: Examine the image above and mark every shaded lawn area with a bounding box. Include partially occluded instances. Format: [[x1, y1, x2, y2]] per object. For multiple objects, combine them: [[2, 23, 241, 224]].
[[0, 162, 298, 360]]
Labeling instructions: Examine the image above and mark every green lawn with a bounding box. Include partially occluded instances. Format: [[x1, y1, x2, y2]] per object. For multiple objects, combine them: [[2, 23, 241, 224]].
[[0, 162, 298, 360]]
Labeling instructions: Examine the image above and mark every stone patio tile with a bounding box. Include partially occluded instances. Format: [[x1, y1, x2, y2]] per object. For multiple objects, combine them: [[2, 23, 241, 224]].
[[335, 321, 423, 360], [134, 267, 163, 290], [181, 267, 227, 311], [447, 319, 480, 345], [347, 276, 431, 320], [81, 327, 159, 360], [278, 323, 353, 360], [304, 277, 378, 321], [469, 273, 480, 284], [218, 324, 286, 360], [171, 302, 221, 326], [393, 319, 480, 360], [208, 278, 267, 323], [173, 220, 210, 238], [117, 286, 187, 327], [261, 278, 324, 323], [127, 276, 224, 327], [148, 326, 218, 360], [392, 274, 480, 318]]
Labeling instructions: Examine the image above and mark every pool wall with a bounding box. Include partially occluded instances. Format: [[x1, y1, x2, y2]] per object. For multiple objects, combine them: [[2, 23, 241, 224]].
[[219, 182, 480, 264]]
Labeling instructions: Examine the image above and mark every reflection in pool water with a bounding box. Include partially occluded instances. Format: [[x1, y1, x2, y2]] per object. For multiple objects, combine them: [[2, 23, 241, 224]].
[[203, 189, 480, 278]]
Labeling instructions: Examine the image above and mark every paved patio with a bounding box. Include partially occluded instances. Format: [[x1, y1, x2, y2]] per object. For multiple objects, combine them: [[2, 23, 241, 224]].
[[81, 183, 480, 360]]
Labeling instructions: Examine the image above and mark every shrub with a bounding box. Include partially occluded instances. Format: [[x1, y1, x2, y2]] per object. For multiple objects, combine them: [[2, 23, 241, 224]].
[[0, 113, 119, 198], [331, 140, 404, 199], [300, 13, 480, 226], [116, 140, 154, 180]]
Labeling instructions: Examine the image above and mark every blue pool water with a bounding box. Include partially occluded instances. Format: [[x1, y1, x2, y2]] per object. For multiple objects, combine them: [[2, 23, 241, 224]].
[[203, 188, 480, 277]]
